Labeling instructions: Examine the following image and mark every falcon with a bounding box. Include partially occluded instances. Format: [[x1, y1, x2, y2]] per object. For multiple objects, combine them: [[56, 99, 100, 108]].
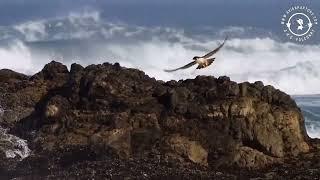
[[164, 36, 228, 72]]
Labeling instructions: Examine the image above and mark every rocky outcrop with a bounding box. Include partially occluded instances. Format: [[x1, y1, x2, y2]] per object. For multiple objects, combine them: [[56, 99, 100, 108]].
[[163, 134, 208, 166], [0, 61, 315, 179]]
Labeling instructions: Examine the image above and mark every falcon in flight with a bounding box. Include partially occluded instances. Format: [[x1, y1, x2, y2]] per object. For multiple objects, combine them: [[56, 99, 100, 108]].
[[164, 36, 228, 72]]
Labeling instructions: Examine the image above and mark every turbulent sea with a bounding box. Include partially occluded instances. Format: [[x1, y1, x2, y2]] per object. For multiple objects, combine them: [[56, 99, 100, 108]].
[[0, 10, 319, 95], [294, 95, 320, 138]]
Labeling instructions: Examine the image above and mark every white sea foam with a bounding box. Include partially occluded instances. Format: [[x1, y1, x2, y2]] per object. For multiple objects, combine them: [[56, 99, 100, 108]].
[[305, 119, 320, 139], [68, 10, 100, 25], [295, 96, 320, 138], [0, 40, 37, 74], [14, 20, 48, 42], [0, 10, 320, 95], [0, 107, 31, 160], [100, 38, 320, 95]]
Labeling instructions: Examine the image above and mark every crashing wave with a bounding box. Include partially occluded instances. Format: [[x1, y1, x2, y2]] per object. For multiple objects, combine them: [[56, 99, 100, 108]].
[[305, 119, 320, 139], [294, 95, 320, 139], [0, 127, 30, 159], [0, 106, 30, 160], [0, 10, 320, 94]]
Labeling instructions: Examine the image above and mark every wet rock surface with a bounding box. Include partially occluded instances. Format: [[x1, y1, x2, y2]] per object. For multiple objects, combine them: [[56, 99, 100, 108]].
[[0, 61, 318, 179]]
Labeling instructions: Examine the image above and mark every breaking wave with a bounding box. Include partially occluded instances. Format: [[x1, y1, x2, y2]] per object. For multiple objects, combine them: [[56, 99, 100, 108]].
[[305, 120, 320, 139], [0, 106, 30, 160], [0, 127, 31, 159], [294, 95, 320, 139], [0, 10, 319, 96]]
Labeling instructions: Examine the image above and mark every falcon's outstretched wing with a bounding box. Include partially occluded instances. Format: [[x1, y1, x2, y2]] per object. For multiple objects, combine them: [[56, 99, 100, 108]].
[[201, 36, 228, 59], [164, 61, 197, 72]]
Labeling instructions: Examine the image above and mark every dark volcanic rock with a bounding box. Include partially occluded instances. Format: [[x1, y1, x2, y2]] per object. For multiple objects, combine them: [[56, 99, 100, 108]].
[[0, 61, 316, 179]]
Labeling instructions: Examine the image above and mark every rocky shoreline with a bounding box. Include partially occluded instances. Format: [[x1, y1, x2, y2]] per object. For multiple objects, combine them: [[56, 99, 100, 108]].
[[0, 61, 319, 179]]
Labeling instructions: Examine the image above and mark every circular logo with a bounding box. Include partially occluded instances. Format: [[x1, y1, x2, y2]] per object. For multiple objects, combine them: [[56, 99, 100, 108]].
[[281, 6, 318, 42]]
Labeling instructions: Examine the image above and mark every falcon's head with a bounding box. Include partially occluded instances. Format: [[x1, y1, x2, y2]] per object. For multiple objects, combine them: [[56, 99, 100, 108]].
[[193, 56, 200, 60]]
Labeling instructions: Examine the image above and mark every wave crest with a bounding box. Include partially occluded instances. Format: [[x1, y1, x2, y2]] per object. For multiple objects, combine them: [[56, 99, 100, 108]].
[[0, 10, 320, 95]]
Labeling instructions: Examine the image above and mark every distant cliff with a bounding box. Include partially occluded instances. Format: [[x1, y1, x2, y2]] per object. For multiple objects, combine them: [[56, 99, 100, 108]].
[[0, 61, 317, 179]]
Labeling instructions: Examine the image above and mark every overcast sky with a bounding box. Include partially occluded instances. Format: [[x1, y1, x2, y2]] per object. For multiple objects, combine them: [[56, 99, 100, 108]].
[[1, 0, 319, 28]]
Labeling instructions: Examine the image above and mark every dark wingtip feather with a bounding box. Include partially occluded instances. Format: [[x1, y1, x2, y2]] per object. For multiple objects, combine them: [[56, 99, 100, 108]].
[[163, 69, 175, 72]]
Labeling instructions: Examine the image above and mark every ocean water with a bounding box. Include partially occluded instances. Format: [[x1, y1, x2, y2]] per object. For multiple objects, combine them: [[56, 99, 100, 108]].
[[294, 95, 320, 138], [0, 10, 319, 95]]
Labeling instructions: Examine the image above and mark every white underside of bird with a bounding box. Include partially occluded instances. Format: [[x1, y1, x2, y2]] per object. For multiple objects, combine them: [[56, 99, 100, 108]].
[[164, 36, 228, 72], [196, 58, 209, 66]]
